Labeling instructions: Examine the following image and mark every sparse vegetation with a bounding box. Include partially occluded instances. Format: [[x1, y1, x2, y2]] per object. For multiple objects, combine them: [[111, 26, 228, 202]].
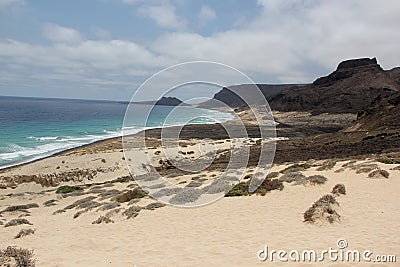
[[331, 184, 346, 195], [5, 218, 32, 227], [355, 164, 379, 174], [43, 199, 58, 207], [377, 157, 400, 164], [266, 172, 280, 179], [303, 194, 340, 224], [145, 202, 166, 210], [92, 216, 113, 224], [122, 206, 142, 219], [115, 188, 147, 203], [225, 179, 284, 197], [279, 172, 306, 183], [316, 160, 337, 171], [15, 228, 35, 239], [97, 202, 120, 211], [0, 246, 35, 267], [280, 163, 311, 174], [56, 185, 83, 194], [368, 169, 389, 179], [225, 182, 250, 197], [169, 188, 202, 204], [304, 175, 328, 185], [64, 196, 96, 210], [1, 203, 39, 213]]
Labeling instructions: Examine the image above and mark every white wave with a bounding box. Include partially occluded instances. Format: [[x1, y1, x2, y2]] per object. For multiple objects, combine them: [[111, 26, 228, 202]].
[[27, 136, 59, 141], [0, 108, 234, 169]]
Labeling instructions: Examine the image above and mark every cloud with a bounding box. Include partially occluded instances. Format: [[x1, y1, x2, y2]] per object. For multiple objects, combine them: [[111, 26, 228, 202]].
[[43, 24, 84, 44], [1, 1, 400, 100], [198, 5, 216, 23], [150, 0, 400, 82], [91, 26, 111, 40], [137, 3, 186, 30]]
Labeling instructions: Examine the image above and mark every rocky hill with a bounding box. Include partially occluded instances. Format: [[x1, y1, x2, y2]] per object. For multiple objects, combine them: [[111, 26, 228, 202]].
[[155, 97, 184, 106], [347, 91, 400, 132], [198, 84, 300, 109], [269, 58, 400, 114]]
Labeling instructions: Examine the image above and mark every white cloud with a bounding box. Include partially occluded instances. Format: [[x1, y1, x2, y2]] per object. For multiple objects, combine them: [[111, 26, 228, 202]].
[[1, 0, 400, 100], [198, 5, 216, 23], [137, 3, 186, 30], [150, 0, 400, 82], [43, 24, 84, 44], [91, 27, 111, 40]]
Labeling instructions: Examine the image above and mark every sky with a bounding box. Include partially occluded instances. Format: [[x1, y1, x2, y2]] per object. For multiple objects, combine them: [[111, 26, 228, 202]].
[[0, 0, 399, 101]]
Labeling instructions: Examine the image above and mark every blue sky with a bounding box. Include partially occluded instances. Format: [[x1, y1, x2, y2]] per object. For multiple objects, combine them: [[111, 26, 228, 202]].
[[0, 0, 399, 101]]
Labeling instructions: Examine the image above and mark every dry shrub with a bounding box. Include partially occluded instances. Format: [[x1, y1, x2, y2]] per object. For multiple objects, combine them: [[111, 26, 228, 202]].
[[303, 194, 340, 224], [368, 169, 389, 179], [304, 175, 328, 185], [279, 172, 306, 183], [0, 246, 35, 267], [97, 202, 120, 211], [73, 210, 85, 219], [342, 160, 357, 168], [1, 203, 39, 213], [266, 172, 280, 179], [43, 199, 58, 207], [186, 181, 203, 187], [52, 209, 66, 215], [5, 218, 32, 227], [316, 160, 337, 171], [64, 196, 96, 210], [391, 166, 400, 171], [92, 216, 113, 224], [98, 189, 122, 201], [0, 169, 97, 188], [280, 163, 311, 174], [122, 206, 142, 219], [115, 188, 147, 203], [170, 188, 202, 205], [145, 202, 166, 211], [355, 164, 379, 174], [331, 184, 346, 195], [15, 228, 35, 239]]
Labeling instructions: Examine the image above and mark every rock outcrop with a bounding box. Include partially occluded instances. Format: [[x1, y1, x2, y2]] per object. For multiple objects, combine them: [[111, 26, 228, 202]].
[[268, 58, 399, 114], [155, 97, 184, 106]]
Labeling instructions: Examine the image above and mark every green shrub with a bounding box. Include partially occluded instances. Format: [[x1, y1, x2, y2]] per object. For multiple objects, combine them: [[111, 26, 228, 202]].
[[377, 157, 400, 164], [56, 185, 83, 194], [280, 163, 311, 174], [225, 179, 284, 197], [225, 182, 250, 197]]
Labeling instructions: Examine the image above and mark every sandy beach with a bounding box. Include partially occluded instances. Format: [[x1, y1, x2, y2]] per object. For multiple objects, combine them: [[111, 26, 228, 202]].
[[0, 125, 399, 266]]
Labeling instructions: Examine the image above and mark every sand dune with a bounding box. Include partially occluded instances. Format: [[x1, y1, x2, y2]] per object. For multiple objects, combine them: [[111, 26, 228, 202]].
[[1, 154, 399, 266]]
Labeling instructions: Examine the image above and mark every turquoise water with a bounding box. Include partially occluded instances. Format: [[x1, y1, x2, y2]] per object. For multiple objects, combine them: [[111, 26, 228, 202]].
[[0, 96, 233, 169]]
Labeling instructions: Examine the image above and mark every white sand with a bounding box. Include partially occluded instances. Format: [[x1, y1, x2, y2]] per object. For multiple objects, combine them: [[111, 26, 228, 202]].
[[0, 157, 399, 266]]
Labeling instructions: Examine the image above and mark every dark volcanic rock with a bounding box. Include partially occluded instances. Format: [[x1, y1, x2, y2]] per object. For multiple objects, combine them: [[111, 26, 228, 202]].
[[198, 84, 301, 109], [269, 58, 399, 114], [155, 97, 184, 106], [348, 91, 400, 131]]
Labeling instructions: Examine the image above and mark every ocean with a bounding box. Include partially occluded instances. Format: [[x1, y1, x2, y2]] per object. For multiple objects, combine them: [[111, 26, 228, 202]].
[[0, 96, 233, 169]]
